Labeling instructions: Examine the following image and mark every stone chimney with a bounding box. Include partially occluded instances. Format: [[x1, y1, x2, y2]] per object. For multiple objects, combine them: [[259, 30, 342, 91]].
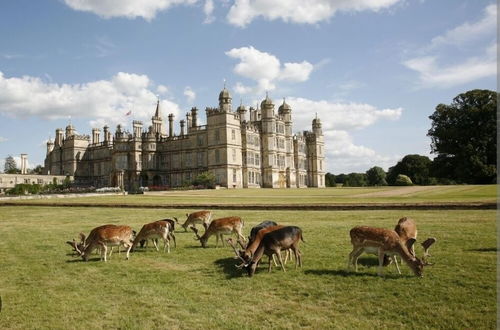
[[168, 114, 174, 137], [180, 120, 185, 136], [191, 107, 198, 128], [92, 128, 100, 144], [20, 154, 28, 174], [133, 121, 143, 138]]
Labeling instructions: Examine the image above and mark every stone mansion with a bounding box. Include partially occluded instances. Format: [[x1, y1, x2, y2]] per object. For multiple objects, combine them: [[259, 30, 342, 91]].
[[43, 87, 325, 189]]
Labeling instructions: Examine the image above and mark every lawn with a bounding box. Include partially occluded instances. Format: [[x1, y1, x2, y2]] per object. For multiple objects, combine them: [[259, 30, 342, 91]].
[[0, 205, 496, 329], [1, 185, 496, 206]]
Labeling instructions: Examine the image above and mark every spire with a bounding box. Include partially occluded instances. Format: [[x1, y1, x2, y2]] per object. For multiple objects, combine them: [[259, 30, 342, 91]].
[[154, 96, 161, 118]]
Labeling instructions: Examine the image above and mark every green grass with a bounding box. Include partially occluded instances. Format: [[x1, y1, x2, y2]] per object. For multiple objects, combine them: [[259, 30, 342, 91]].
[[0, 206, 496, 329], [2, 185, 496, 206]]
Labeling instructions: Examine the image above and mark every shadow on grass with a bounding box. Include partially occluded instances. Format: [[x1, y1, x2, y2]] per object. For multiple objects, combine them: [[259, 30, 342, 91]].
[[213, 257, 245, 279], [466, 247, 497, 252], [357, 257, 380, 267], [305, 269, 406, 279]]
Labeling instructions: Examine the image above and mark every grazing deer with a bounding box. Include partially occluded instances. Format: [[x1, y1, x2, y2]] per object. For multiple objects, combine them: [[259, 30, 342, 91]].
[[132, 220, 171, 253], [395, 217, 418, 256], [140, 218, 177, 249], [348, 226, 425, 277], [191, 216, 245, 248], [237, 226, 304, 277], [80, 225, 134, 262], [176, 210, 212, 232]]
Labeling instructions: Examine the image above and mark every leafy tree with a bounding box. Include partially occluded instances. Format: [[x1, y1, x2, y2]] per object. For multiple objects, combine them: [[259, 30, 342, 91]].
[[4, 155, 19, 174], [343, 173, 367, 187], [366, 166, 388, 186], [325, 173, 336, 187], [394, 174, 413, 186], [192, 171, 216, 189], [387, 154, 432, 185], [428, 89, 497, 184], [29, 165, 44, 174], [334, 173, 347, 185]]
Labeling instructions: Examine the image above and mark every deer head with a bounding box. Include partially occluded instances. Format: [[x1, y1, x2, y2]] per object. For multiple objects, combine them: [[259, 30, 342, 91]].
[[191, 226, 207, 248], [226, 238, 248, 268]]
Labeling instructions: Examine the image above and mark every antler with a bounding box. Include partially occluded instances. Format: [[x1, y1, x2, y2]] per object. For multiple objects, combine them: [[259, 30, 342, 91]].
[[227, 238, 248, 268], [421, 237, 437, 265], [174, 217, 179, 224], [78, 232, 86, 244]]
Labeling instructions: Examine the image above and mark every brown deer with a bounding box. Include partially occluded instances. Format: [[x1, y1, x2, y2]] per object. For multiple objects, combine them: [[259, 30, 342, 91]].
[[176, 210, 212, 232], [348, 226, 425, 277], [132, 220, 171, 253], [239, 226, 304, 277], [139, 218, 176, 249], [191, 216, 245, 248], [80, 225, 134, 262]]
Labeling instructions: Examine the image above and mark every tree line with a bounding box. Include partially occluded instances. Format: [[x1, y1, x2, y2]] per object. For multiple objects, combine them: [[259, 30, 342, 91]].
[[326, 89, 497, 187]]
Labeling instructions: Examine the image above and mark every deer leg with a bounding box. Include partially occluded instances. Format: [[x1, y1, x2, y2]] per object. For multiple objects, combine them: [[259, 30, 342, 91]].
[[102, 244, 108, 262], [125, 241, 132, 260], [276, 250, 286, 272], [377, 249, 385, 276], [272, 254, 279, 266], [349, 247, 363, 271], [393, 255, 401, 274], [268, 255, 273, 272], [170, 233, 176, 248]]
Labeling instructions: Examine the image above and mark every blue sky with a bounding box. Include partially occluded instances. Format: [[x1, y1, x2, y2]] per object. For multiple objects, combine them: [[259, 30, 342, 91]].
[[0, 0, 496, 174]]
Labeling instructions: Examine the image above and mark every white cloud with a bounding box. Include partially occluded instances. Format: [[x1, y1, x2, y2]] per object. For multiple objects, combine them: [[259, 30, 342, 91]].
[[287, 97, 402, 131], [403, 4, 497, 89], [63, 0, 197, 21], [0, 71, 181, 128], [184, 86, 196, 103], [403, 46, 496, 88], [430, 4, 496, 49], [227, 0, 402, 27], [324, 130, 401, 173], [203, 0, 215, 23], [157, 84, 169, 94], [285, 97, 403, 173], [226, 46, 313, 94]]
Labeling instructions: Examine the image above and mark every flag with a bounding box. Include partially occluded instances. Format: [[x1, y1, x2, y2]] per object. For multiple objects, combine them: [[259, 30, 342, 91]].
[[125, 110, 132, 116]]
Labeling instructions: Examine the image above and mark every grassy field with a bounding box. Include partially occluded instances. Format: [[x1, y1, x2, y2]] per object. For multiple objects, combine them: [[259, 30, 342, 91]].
[[0, 205, 496, 329], [1, 185, 496, 206]]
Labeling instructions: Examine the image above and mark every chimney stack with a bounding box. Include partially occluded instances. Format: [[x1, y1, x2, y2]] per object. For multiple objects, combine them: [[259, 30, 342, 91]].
[[168, 114, 174, 137], [92, 128, 100, 144], [180, 120, 185, 136]]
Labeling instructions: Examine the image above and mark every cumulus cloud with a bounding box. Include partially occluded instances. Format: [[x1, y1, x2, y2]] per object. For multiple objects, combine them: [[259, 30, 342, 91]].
[[282, 96, 403, 173], [226, 46, 314, 94], [63, 0, 197, 21], [0, 71, 181, 128], [157, 84, 169, 94], [227, 0, 402, 27], [403, 3, 497, 88], [203, 0, 215, 23], [184, 86, 196, 103]]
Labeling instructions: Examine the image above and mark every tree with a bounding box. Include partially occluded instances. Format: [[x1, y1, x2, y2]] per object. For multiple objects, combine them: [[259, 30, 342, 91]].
[[29, 165, 44, 175], [343, 173, 367, 187], [428, 89, 497, 184], [4, 155, 19, 174], [366, 166, 387, 186], [192, 171, 216, 189], [325, 173, 336, 187], [387, 154, 432, 185], [394, 174, 413, 186]]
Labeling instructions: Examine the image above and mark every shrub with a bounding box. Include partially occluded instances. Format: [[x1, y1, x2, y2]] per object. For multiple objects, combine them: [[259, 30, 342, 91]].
[[192, 172, 216, 189], [394, 174, 413, 186]]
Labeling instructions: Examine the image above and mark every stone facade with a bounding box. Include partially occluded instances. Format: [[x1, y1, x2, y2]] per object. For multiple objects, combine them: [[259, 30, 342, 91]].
[[43, 88, 326, 190], [0, 174, 70, 193]]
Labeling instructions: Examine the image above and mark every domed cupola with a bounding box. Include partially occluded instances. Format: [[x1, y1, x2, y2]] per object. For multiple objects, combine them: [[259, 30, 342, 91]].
[[278, 98, 291, 113], [260, 92, 274, 109], [218, 84, 232, 112]]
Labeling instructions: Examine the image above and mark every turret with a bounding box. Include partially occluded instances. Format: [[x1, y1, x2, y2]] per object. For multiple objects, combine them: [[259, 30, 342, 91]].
[[133, 121, 143, 139], [103, 125, 110, 143], [168, 114, 174, 137], [261, 93, 274, 119], [65, 124, 75, 138], [312, 116, 322, 136], [55, 129, 64, 146], [152, 98, 163, 136], [218, 86, 232, 112], [180, 120, 185, 136], [46, 139, 54, 155], [237, 102, 247, 124], [186, 113, 192, 133], [191, 107, 198, 128], [92, 128, 100, 144]]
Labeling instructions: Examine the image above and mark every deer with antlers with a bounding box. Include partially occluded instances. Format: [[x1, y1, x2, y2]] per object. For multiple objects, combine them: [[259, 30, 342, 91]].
[[191, 216, 245, 248], [176, 210, 212, 232], [348, 226, 428, 277], [229, 226, 304, 277], [79, 224, 135, 262], [132, 220, 171, 253]]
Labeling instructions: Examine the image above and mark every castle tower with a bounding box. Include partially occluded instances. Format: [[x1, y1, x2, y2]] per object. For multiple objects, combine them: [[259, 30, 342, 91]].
[[237, 102, 247, 124], [65, 124, 75, 139], [306, 116, 325, 188], [207, 86, 242, 188], [279, 98, 295, 187], [46, 138, 54, 155], [260, 93, 278, 187], [218, 85, 232, 112]]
